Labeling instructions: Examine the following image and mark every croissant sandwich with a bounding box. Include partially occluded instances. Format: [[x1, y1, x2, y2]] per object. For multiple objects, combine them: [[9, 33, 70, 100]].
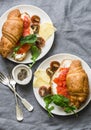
[[50, 59, 89, 109], [66, 60, 89, 108], [0, 9, 23, 57]]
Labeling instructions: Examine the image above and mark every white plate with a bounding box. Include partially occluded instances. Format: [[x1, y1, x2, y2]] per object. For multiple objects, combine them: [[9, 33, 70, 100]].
[[0, 5, 54, 63], [33, 53, 91, 116]]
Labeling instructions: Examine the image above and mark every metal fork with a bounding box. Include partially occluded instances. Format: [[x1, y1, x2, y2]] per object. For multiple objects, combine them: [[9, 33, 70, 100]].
[[0, 72, 33, 112], [10, 76, 23, 121]]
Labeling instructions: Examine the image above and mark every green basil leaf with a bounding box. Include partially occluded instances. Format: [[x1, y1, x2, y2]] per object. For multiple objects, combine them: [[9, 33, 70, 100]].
[[44, 95, 54, 117], [29, 45, 41, 68], [44, 95, 53, 106], [52, 95, 69, 106], [20, 34, 37, 45], [64, 106, 76, 113], [31, 45, 41, 61], [43, 94, 77, 117]]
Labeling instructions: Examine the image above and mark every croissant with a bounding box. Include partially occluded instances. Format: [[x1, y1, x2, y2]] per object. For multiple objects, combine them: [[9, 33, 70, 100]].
[[0, 9, 23, 57], [66, 60, 89, 108]]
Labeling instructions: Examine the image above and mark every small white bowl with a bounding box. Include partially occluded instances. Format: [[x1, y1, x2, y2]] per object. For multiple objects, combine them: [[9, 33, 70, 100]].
[[12, 64, 32, 85]]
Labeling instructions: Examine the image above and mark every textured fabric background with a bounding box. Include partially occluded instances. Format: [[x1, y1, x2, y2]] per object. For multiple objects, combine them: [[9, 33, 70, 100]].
[[0, 0, 91, 130]]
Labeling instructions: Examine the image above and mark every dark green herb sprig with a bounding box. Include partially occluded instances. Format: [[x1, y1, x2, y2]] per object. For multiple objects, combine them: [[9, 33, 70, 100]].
[[44, 94, 77, 117]]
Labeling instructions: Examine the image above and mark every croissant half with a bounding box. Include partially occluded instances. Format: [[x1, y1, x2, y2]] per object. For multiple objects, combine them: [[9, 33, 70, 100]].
[[0, 9, 23, 57], [66, 60, 89, 108]]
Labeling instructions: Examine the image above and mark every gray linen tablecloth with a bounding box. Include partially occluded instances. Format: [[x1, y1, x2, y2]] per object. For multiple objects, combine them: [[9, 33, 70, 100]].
[[0, 0, 91, 130]]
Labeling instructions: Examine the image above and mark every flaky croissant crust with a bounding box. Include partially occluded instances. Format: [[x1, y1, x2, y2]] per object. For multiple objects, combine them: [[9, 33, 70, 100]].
[[0, 9, 23, 57], [66, 60, 89, 108]]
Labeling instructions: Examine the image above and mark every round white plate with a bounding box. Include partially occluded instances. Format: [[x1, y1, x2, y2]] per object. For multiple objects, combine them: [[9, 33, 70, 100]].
[[33, 53, 91, 116], [0, 5, 54, 63]]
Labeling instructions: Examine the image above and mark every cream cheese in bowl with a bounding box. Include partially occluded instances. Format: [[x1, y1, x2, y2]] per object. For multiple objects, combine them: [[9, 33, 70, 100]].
[[12, 64, 32, 85]]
